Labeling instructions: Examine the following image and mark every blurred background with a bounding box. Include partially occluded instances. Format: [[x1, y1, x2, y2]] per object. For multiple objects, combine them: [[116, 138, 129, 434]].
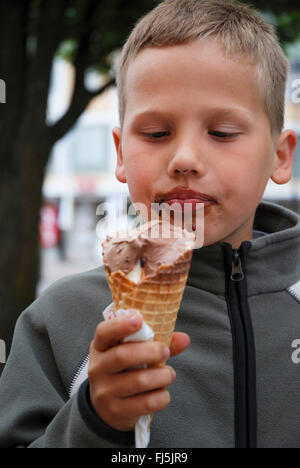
[[0, 0, 300, 367]]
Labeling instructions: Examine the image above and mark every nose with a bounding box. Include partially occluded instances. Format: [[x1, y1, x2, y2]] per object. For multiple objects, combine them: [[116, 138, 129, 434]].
[[167, 137, 206, 178], [174, 168, 197, 175]]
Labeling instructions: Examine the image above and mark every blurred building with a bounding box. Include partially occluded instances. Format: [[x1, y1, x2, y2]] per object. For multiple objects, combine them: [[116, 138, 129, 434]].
[[42, 58, 130, 267]]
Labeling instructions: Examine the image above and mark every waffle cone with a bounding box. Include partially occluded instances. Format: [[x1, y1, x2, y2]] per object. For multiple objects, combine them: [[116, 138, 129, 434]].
[[104, 248, 193, 433], [105, 248, 192, 348]]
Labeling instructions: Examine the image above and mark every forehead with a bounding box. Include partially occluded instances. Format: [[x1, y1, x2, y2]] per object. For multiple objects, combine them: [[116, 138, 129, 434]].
[[124, 38, 264, 123]]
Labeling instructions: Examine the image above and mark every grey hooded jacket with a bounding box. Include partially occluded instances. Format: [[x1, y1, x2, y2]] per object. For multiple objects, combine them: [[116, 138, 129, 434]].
[[0, 201, 299, 448]]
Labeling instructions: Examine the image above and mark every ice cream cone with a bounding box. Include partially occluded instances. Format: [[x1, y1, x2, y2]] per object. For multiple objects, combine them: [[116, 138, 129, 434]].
[[104, 247, 192, 350], [102, 220, 195, 438]]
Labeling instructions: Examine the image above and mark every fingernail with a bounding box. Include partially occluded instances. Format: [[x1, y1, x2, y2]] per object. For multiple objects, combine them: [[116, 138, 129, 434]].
[[171, 368, 176, 380], [128, 314, 139, 328], [163, 346, 170, 360]]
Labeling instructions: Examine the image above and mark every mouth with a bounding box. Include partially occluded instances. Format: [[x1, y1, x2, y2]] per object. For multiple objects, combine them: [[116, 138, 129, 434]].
[[154, 186, 217, 210]]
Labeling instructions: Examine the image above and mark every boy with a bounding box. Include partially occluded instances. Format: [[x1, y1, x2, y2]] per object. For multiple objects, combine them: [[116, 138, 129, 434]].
[[0, 0, 299, 448]]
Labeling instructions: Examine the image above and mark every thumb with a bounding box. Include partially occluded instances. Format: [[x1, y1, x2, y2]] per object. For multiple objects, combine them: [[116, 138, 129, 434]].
[[170, 332, 190, 357]]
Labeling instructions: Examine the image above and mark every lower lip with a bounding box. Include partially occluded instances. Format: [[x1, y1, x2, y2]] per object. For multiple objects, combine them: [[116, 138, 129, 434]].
[[163, 198, 215, 211]]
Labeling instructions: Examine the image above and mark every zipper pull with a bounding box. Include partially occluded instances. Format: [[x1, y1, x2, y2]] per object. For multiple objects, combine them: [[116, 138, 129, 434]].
[[231, 249, 244, 282]]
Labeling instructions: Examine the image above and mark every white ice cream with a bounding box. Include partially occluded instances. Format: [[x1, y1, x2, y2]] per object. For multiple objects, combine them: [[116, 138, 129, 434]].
[[126, 259, 142, 283]]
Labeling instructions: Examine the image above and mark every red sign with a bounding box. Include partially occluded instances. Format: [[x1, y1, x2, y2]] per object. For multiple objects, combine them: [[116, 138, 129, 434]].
[[39, 204, 60, 248]]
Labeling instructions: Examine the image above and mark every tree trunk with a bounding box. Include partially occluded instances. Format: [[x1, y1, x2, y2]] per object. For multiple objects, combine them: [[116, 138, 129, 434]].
[[0, 0, 155, 378], [0, 138, 50, 373]]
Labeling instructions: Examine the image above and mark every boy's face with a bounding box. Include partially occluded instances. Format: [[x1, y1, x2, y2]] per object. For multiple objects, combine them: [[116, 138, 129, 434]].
[[113, 38, 296, 248]]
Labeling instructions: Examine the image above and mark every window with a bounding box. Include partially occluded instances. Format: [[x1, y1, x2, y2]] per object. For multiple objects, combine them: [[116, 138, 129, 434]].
[[72, 125, 109, 173]]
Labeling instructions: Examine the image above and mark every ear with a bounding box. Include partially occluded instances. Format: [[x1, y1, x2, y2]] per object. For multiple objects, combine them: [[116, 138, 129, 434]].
[[271, 129, 297, 184], [112, 127, 127, 183]]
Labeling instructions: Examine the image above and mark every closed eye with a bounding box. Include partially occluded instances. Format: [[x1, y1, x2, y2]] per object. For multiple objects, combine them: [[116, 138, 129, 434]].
[[143, 131, 171, 139], [209, 130, 238, 138]]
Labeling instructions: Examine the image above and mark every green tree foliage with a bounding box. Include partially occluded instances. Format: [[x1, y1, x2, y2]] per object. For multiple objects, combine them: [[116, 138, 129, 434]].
[[248, 0, 300, 49]]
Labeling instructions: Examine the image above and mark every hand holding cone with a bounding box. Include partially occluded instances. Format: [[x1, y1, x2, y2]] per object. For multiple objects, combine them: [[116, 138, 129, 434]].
[[101, 220, 195, 435]]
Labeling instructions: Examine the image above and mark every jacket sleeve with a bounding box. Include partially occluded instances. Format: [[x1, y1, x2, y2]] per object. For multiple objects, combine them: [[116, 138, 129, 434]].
[[0, 300, 134, 448]]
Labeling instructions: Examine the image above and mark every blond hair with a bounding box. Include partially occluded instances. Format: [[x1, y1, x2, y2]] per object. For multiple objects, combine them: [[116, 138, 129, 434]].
[[116, 0, 289, 138]]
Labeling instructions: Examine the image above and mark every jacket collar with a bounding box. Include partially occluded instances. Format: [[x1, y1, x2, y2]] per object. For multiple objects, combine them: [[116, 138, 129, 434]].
[[188, 201, 300, 296]]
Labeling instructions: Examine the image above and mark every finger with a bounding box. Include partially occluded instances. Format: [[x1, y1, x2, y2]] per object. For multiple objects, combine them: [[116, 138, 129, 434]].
[[93, 312, 143, 352], [101, 341, 170, 374], [170, 332, 190, 357], [118, 388, 171, 417], [115, 366, 176, 398]]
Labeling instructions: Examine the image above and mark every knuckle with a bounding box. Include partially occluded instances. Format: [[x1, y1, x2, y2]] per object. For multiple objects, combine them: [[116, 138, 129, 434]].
[[89, 343, 100, 364], [95, 384, 110, 404], [149, 342, 164, 361], [164, 366, 175, 385], [88, 364, 97, 381], [89, 340, 95, 354], [95, 321, 105, 339], [144, 395, 155, 414], [159, 342, 168, 359], [136, 372, 148, 391], [88, 355, 104, 380], [157, 389, 171, 409], [144, 390, 170, 413], [150, 390, 170, 412], [164, 389, 171, 406], [107, 398, 120, 418], [114, 345, 129, 367]]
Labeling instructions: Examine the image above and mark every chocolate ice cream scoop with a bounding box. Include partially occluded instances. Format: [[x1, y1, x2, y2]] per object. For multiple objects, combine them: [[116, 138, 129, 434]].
[[102, 220, 195, 281]]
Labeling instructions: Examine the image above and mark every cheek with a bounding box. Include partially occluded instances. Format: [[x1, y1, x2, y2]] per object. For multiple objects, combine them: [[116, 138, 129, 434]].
[[123, 137, 164, 198], [123, 154, 156, 203], [216, 148, 272, 205]]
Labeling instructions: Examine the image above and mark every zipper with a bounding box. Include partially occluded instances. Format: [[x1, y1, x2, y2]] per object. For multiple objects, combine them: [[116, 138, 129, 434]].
[[68, 354, 90, 398], [231, 249, 245, 282], [287, 280, 300, 304], [288, 287, 300, 304], [222, 242, 257, 448]]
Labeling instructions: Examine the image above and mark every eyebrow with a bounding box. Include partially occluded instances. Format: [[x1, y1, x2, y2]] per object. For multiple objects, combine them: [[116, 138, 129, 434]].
[[206, 107, 253, 121], [131, 106, 254, 123]]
